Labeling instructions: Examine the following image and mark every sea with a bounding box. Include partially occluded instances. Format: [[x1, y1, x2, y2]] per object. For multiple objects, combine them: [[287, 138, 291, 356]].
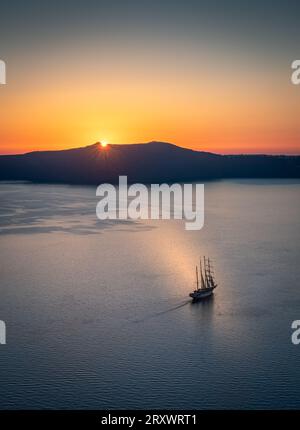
[[0, 179, 299, 409]]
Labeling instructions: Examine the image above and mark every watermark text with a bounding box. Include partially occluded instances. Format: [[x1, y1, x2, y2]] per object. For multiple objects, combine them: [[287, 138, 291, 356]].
[[0, 59, 6, 84], [0, 320, 6, 345], [291, 320, 300, 345], [96, 176, 204, 230], [291, 60, 300, 85]]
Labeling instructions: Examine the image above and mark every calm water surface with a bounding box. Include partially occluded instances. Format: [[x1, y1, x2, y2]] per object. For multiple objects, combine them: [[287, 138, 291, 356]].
[[0, 180, 300, 409]]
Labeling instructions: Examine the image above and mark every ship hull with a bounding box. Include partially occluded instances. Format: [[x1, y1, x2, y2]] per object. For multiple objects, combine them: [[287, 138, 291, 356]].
[[189, 287, 215, 301]]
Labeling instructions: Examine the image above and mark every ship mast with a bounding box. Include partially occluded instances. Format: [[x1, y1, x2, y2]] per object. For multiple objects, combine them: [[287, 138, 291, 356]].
[[200, 258, 205, 289], [196, 266, 199, 290], [207, 258, 211, 287], [204, 256, 209, 288], [207, 258, 215, 287]]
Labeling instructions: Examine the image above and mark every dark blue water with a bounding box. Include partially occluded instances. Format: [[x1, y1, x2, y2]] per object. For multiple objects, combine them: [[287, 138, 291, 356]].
[[0, 180, 300, 409]]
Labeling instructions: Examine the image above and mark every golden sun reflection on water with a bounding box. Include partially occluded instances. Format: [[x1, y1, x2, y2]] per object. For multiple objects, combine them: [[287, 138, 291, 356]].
[[141, 220, 204, 296]]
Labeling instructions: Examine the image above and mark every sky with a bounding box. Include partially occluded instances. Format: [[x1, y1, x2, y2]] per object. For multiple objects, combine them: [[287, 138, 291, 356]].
[[0, 0, 299, 154]]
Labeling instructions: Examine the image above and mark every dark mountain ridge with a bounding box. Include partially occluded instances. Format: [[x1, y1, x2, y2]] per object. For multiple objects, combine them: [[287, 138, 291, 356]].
[[0, 141, 299, 184]]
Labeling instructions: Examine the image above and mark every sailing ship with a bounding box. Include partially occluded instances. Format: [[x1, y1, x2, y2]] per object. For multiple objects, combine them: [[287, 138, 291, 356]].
[[189, 256, 217, 301]]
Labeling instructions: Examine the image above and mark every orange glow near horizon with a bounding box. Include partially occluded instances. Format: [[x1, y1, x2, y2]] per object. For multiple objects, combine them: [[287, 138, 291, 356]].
[[1, 47, 299, 156]]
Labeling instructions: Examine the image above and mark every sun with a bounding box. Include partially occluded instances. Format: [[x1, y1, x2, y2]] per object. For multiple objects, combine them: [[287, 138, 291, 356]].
[[100, 140, 108, 148]]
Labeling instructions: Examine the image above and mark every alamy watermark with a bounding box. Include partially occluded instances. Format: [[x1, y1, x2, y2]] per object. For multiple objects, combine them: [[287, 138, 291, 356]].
[[0, 320, 6, 344], [0, 59, 6, 84], [291, 60, 300, 85], [291, 320, 300, 345], [96, 176, 204, 230]]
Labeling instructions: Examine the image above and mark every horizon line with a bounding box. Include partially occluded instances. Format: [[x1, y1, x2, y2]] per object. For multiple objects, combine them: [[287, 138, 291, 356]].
[[0, 141, 299, 157]]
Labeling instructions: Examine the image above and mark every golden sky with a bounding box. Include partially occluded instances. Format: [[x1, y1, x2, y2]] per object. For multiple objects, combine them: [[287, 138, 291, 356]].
[[0, 1, 299, 155]]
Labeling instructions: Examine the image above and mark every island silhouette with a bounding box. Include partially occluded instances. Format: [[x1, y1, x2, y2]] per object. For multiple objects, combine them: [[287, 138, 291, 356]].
[[0, 141, 299, 184]]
